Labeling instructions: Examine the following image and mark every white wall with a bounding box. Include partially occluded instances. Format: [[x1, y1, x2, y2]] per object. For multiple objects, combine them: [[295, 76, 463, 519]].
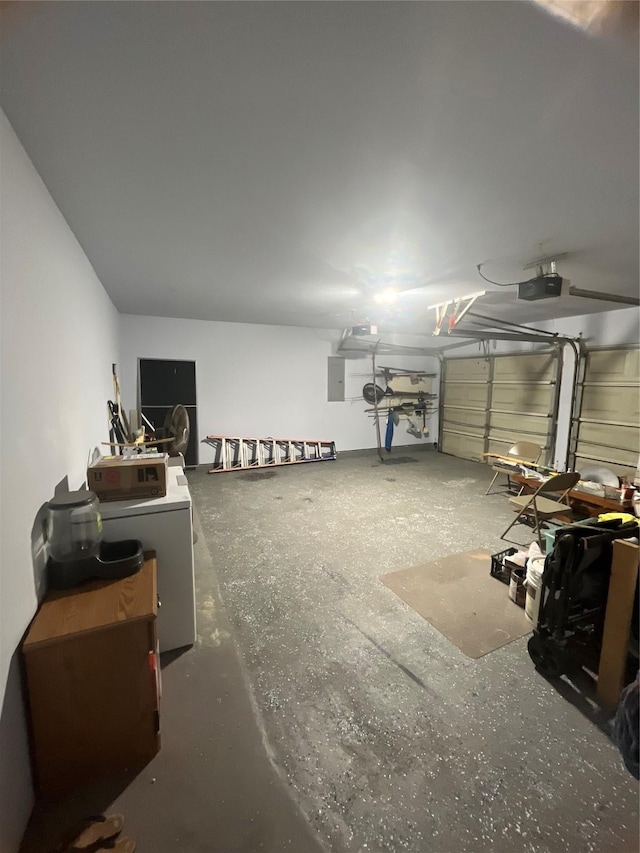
[[539, 306, 639, 347], [0, 111, 119, 851], [118, 315, 438, 460]]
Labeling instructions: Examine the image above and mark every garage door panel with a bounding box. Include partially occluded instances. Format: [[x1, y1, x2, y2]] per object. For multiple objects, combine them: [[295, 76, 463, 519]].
[[441, 359, 490, 461], [487, 438, 514, 455], [577, 422, 639, 453], [489, 353, 557, 466], [442, 408, 486, 430], [491, 385, 553, 415], [486, 438, 546, 457], [575, 449, 638, 474], [586, 349, 640, 383], [445, 359, 489, 381], [575, 458, 632, 479], [490, 412, 548, 439], [443, 423, 485, 439], [442, 352, 558, 464], [573, 346, 639, 479], [443, 384, 488, 408], [490, 429, 547, 450], [580, 385, 640, 423], [441, 431, 484, 461], [493, 354, 555, 382]]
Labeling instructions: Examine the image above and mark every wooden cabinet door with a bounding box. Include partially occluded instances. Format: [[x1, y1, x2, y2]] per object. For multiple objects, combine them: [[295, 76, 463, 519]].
[[26, 619, 159, 795]]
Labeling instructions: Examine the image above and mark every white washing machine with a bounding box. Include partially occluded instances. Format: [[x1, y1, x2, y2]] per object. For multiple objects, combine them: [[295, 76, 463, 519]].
[[100, 464, 196, 652]]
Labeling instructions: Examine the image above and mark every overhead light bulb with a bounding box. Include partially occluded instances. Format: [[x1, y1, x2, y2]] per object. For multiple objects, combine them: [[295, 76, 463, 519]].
[[373, 288, 398, 305]]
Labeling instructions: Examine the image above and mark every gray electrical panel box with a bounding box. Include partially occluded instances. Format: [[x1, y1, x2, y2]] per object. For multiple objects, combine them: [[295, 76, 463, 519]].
[[327, 357, 345, 402]]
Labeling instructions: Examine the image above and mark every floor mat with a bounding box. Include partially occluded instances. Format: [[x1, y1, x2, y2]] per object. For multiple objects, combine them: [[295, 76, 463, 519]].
[[380, 549, 531, 658]]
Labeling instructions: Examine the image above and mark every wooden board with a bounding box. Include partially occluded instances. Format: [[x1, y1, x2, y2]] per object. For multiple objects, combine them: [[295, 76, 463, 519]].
[[24, 554, 157, 650], [597, 540, 640, 708], [482, 453, 546, 469]]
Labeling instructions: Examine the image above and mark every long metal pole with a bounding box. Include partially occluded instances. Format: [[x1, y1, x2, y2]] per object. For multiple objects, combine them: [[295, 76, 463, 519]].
[[372, 351, 384, 461], [447, 329, 579, 345], [466, 311, 566, 337], [569, 287, 640, 307]]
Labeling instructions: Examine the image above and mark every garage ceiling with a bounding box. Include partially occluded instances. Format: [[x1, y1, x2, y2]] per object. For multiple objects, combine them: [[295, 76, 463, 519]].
[[1, 1, 638, 334]]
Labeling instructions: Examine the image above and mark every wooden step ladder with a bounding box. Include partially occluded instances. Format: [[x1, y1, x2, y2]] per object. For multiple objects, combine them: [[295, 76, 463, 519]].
[[205, 435, 337, 473]]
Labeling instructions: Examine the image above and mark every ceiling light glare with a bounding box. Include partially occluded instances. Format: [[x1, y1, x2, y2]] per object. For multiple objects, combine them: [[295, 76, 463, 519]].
[[373, 288, 398, 305]]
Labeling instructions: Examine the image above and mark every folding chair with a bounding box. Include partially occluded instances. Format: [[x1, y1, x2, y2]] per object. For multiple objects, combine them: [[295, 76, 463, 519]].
[[485, 441, 542, 495], [500, 471, 581, 548]]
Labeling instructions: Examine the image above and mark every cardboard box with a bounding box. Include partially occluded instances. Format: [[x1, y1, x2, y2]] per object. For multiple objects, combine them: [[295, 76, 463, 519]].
[[88, 453, 168, 502]]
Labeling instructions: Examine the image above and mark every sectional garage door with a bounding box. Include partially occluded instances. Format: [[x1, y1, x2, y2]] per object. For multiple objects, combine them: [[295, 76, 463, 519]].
[[570, 346, 640, 479], [440, 352, 560, 463], [440, 357, 490, 461], [487, 353, 559, 460]]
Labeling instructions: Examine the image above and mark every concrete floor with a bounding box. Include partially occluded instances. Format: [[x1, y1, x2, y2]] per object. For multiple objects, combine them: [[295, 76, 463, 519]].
[[22, 448, 638, 853], [188, 448, 639, 853], [21, 507, 325, 853]]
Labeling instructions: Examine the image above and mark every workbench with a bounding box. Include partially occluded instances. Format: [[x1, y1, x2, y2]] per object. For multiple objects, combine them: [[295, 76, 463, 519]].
[[511, 473, 633, 519]]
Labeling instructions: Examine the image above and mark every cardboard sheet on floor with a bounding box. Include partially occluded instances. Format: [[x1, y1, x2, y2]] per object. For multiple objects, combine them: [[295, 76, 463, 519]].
[[380, 549, 531, 658]]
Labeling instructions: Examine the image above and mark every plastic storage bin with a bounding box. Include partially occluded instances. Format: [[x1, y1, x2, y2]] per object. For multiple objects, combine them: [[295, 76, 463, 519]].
[[490, 547, 519, 585]]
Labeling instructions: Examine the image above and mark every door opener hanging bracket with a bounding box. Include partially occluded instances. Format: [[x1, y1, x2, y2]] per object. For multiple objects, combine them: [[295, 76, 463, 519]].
[[429, 290, 486, 335]]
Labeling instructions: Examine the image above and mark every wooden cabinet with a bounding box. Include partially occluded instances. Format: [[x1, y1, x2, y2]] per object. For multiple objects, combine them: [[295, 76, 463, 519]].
[[23, 555, 160, 797]]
